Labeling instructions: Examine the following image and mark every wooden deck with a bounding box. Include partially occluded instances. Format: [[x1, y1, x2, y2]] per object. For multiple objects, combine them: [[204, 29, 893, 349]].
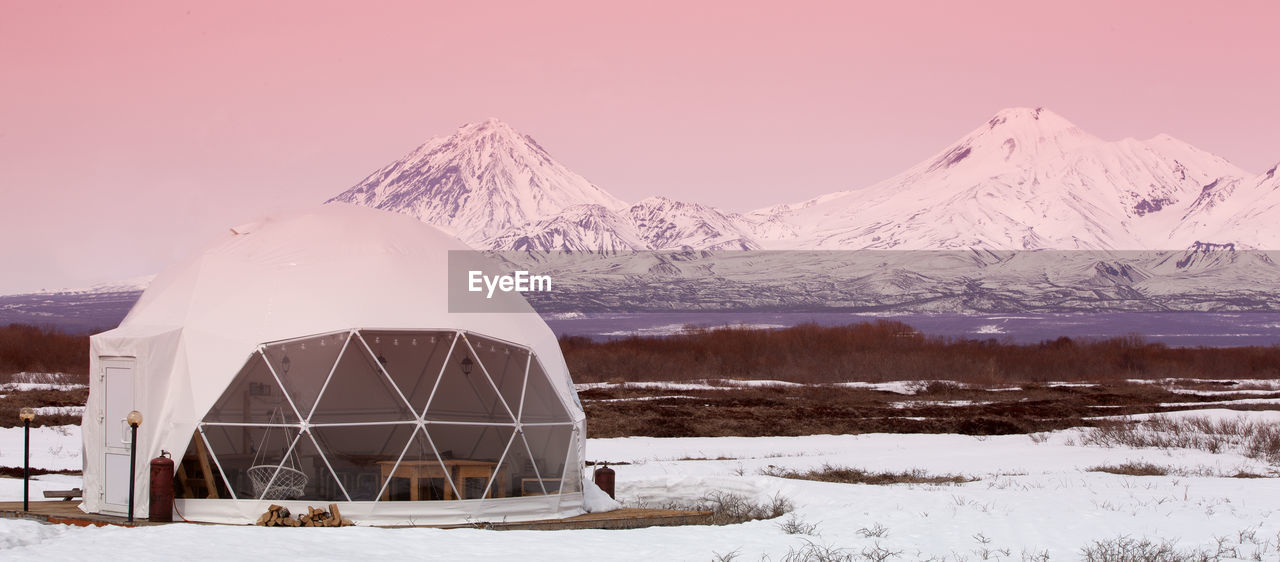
[[0, 501, 164, 527], [0, 501, 712, 530]]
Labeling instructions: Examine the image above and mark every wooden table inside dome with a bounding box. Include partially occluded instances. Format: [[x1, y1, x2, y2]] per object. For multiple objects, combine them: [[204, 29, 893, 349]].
[[376, 459, 506, 500]]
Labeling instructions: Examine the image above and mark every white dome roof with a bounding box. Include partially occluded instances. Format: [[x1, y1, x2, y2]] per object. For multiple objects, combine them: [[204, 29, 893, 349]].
[[126, 203, 546, 341], [120, 203, 574, 418]]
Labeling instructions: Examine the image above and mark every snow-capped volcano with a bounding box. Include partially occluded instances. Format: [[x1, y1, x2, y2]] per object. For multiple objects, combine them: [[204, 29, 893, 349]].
[[328, 109, 1265, 254], [752, 107, 1249, 250], [326, 118, 624, 245]]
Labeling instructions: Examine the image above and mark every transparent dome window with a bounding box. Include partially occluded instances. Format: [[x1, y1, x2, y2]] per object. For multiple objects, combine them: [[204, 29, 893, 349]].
[[182, 329, 580, 502]]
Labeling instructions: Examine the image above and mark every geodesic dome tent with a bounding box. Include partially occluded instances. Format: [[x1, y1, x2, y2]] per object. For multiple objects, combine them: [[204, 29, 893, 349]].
[[82, 204, 586, 525]]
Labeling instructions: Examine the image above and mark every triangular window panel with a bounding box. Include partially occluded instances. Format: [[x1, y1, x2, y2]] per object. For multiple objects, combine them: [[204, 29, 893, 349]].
[[261, 332, 349, 420], [424, 424, 517, 500], [360, 330, 456, 414], [487, 430, 525, 500], [463, 334, 529, 425], [174, 431, 229, 500], [200, 424, 301, 500], [378, 426, 459, 502], [310, 424, 417, 501], [203, 352, 299, 425], [309, 341, 417, 424], [519, 358, 571, 423], [518, 426, 573, 496], [422, 335, 517, 423], [277, 430, 349, 502]]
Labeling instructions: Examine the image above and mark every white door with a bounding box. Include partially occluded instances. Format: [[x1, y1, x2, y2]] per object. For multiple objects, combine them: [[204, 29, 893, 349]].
[[102, 358, 136, 514]]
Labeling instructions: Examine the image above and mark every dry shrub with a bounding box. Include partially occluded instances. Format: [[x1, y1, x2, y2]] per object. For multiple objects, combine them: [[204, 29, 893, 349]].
[[782, 539, 858, 562], [1079, 535, 1211, 561], [760, 464, 974, 485], [778, 513, 819, 535], [1081, 415, 1280, 463], [641, 491, 792, 526]]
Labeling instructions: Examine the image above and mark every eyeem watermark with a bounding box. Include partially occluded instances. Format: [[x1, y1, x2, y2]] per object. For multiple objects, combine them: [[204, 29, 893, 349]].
[[468, 270, 552, 298]]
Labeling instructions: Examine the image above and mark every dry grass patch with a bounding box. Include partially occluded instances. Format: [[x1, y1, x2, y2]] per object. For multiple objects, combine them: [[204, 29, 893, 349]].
[[0, 388, 87, 428], [1081, 415, 1280, 463], [635, 491, 793, 526], [760, 463, 975, 486], [1088, 461, 1169, 476]]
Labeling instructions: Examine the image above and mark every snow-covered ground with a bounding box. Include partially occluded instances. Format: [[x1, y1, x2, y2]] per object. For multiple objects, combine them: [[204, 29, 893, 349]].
[[0, 424, 81, 471], [3, 412, 1280, 560], [0, 372, 87, 393]]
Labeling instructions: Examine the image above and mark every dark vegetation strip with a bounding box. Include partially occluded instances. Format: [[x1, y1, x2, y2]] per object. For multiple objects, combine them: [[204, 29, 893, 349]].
[[579, 379, 1277, 438], [0, 466, 82, 478], [0, 388, 88, 428], [5, 322, 1280, 439], [0, 324, 89, 376], [561, 320, 1280, 385], [565, 321, 1280, 438]]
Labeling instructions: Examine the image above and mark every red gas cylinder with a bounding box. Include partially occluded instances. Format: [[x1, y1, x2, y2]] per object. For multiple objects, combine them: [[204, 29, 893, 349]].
[[149, 450, 175, 522], [593, 463, 615, 499]]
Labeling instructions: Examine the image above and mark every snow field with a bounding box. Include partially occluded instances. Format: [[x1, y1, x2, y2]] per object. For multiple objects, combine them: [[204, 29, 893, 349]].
[[0, 424, 81, 471], [3, 414, 1280, 559]]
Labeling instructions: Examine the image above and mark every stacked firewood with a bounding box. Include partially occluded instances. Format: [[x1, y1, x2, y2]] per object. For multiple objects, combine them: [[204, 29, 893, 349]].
[[256, 504, 299, 527], [299, 504, 355, 527], [256, 504, 355, 527]]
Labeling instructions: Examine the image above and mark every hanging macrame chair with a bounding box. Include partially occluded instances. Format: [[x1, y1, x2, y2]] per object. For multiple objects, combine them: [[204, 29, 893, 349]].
[[247, 407, 308, 500]]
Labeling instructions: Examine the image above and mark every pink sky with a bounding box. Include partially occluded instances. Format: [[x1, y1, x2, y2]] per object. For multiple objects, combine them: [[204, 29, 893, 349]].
[[2, 0, 1278, 293]]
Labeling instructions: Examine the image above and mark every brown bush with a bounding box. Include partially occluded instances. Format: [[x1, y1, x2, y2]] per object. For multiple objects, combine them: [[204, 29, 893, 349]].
[[0, 324, 89, 376]]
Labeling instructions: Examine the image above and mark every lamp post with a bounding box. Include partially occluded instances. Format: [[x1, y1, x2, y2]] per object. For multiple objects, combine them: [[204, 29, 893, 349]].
[[19, 407, 35, 511], [126, 410, 143, 523]]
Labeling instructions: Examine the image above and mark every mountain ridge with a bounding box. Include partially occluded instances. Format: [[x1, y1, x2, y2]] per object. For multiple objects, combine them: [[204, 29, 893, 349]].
[[328, 108, 1271, 253]]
